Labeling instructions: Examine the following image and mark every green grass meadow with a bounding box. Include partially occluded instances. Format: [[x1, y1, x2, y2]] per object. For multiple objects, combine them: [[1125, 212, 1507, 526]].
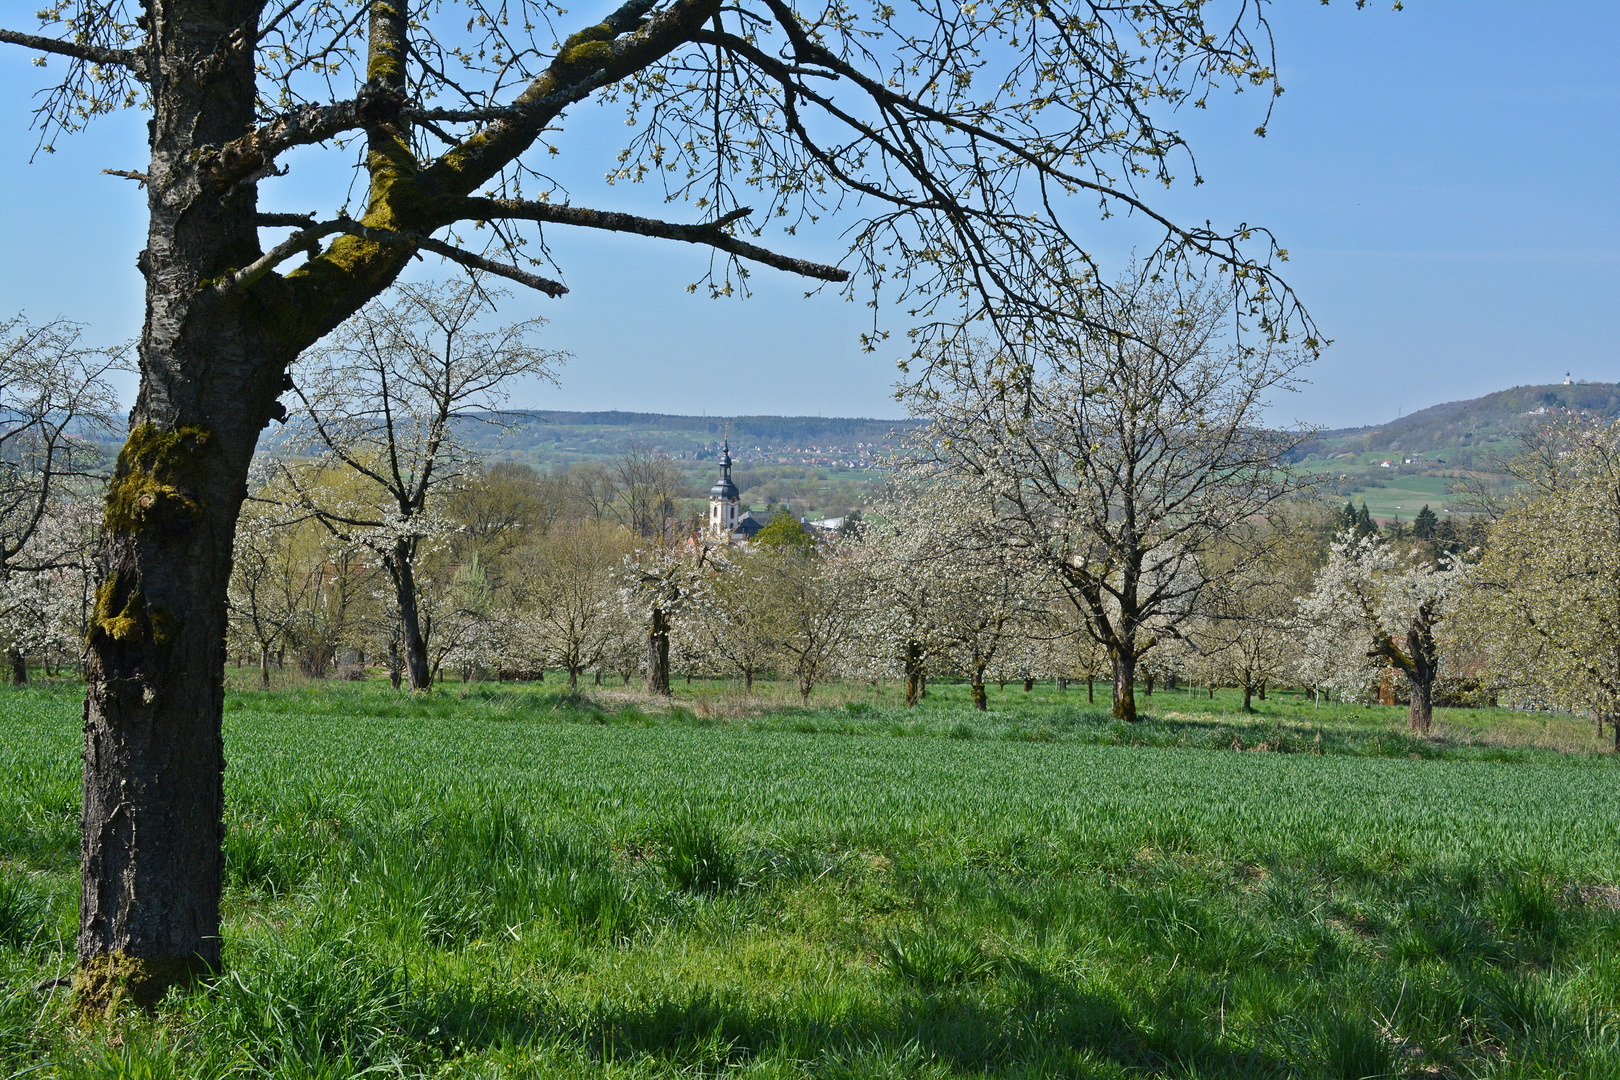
[[3, 678, 1620, 1077]]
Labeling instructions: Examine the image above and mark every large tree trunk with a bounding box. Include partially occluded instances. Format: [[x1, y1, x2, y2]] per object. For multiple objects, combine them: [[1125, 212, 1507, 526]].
[[73, 0, 374, 1011], [391, 545, 431, 690], [568, 667, 579, 690], [1087, 678, 1093, 703], [1111, 651, 1138, 722], [258, 644, 270, 689], [743, 668, 754, 694], [646, 606, 671, 695], [1406, 670, 1433, 734], [1242, 681, 1254, 714], [970, 677, 988, 711], [5, 648, 25, 686], [76, 0, 291, 1012]]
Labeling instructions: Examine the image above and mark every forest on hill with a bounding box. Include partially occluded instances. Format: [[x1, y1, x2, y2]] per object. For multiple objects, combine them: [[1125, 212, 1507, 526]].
[[1295, 381, 1620, 522], [464, 410, 922, 469], [1324, 381, 1620, 454]]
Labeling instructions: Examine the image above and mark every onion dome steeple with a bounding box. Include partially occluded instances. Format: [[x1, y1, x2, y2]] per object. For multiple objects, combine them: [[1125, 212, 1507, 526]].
[[707, 432, 742, 540], [709, 435, 739, 500]]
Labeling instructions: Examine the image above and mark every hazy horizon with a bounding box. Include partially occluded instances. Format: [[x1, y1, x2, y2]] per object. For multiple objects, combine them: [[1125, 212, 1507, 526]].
[[2, 2, 1615, 428]]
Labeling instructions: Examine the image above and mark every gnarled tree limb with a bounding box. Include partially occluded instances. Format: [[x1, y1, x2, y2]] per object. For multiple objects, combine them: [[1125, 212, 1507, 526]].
[[202, 84, 404, 192], [0, 27, 146, 77], [225, 219, 567, 298], [458, 199, 848, 282]]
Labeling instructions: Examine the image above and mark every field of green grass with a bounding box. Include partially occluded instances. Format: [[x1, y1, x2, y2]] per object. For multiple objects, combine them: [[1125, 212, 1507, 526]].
[[1295, 457, 1470, 519], [4, 678, 1620, 1078]]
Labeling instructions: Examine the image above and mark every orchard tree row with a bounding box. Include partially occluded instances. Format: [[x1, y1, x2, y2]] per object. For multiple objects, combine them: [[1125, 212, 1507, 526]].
[[8, 285, 1618, 751]]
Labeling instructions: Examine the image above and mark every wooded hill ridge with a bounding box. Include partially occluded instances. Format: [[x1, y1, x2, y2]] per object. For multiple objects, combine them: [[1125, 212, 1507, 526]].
[[100, 385, 1620, 469], [474, 411, 924, 463], [1321, 382, 1620, 454]]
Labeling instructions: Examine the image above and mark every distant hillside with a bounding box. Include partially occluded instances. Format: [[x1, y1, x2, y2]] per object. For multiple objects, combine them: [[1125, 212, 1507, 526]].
[[1324, 382, 1620, 454], [502, 411, 916, 443], [458, 410, 923, 469]]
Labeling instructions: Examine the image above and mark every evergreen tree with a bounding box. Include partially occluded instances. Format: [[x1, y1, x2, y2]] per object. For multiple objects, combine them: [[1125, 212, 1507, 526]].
[[1434, 516, 1460, 555], [1413, 505, 1439, 541], [1355, 505, 1375, 538]]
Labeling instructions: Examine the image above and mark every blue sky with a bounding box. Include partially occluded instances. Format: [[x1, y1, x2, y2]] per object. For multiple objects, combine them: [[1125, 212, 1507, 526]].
[[1, 1, 1615, 426]]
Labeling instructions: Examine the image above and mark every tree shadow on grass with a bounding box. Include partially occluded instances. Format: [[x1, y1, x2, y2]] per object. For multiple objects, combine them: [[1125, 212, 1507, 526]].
[[403, 959, 1292, 1079]]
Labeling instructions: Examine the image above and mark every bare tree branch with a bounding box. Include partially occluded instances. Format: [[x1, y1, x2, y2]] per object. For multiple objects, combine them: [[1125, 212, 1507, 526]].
[[202, 85, 404, 192], [0, 27, 145, 77], [224, 219, 567, 297], [458, 199, 848, 282], [411, 235, 569, 296]]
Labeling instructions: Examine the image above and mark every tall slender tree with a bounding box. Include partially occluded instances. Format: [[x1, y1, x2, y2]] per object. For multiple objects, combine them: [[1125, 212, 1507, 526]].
[[275, 278, 561, 690]]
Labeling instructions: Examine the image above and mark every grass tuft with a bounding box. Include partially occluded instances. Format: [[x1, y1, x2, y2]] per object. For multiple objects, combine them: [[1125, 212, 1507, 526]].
[[0, 870, 49, 951], [660, 810, 742, 895]]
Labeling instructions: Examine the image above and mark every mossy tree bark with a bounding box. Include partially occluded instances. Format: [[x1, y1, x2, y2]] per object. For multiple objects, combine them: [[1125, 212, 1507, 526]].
[[1110, 650, 1138, 723], [79, 0, 290, 1008], [646, 606, 671, 695]]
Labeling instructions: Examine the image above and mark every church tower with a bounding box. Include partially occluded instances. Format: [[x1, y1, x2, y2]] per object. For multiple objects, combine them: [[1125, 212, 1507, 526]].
[[707, 435, 741, 541]]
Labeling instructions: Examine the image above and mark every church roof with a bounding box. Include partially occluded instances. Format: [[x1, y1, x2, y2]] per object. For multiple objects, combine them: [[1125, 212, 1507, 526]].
[[732, 513, 767, 538]]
